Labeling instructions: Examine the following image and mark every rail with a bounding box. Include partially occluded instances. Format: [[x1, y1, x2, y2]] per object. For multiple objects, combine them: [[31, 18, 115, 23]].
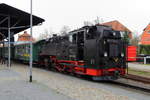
[[122, 74, 150, 84], [114, 74, 150, 93]]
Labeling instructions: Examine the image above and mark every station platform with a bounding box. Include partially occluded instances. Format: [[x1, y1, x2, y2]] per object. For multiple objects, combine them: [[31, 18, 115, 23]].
[[0, 68, 74, 100]]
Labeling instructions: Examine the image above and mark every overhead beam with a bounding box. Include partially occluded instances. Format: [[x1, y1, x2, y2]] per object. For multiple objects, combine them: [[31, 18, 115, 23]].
[[0, 32, 6, 39], [0, 13, 9, 17], [10, 25, 30, 29], [0, 27, 8, 30], [0, 17, 8, 25], [0, 13, 18, 19], [11, 19, 21, 27]]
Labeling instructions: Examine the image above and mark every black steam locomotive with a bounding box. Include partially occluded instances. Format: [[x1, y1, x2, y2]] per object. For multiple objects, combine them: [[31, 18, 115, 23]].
[[39, 25, 127, 80]]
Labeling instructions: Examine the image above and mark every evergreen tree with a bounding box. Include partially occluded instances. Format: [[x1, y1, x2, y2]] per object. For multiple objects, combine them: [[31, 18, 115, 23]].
[[122, 31, 130, 44]]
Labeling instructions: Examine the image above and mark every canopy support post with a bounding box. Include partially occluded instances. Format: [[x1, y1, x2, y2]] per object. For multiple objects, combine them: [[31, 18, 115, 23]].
[[29, 0, 33, 82], [8, 16, 11, 68]]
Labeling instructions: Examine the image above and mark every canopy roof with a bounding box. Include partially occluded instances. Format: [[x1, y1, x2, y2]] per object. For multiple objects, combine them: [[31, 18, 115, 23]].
[[0, 3, 45, 39]]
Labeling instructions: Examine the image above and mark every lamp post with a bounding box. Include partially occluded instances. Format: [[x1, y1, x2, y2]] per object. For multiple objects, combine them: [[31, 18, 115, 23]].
[[29, 0, 33, 82]]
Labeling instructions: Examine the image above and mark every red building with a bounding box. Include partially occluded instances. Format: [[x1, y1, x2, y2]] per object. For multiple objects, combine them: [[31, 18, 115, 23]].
[[17, 31, 35, 42], [139, 24, 150, 45], [101, 20, 132, 39]]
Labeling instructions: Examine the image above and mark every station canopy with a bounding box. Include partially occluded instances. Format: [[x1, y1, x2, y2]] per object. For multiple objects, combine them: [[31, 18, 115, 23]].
[[0, 3, 45, 40]]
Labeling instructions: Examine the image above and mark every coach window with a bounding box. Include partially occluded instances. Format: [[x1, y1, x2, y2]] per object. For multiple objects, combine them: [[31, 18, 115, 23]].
[[27, 46, 30, 54], [18, 47, 21, 54], [15, 47, 18, 54], [26, 46, 28, 53]]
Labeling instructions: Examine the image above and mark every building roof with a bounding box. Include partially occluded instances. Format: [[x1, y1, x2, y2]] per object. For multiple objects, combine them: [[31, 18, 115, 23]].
[[139, 24, 150, 45], [17, 31, 35, 42], [101, 20, 132, 38], [0, 3, 44, 39]]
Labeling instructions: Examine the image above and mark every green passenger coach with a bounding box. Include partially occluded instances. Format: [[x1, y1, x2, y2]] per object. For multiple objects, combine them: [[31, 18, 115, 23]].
[[14, 40, 45, 63]]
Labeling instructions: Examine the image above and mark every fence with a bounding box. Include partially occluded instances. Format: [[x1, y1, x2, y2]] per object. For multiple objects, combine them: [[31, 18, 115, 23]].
[[128, 56, 150, 64]]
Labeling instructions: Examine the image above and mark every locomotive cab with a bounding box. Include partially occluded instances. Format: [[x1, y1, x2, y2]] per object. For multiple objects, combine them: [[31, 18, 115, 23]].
[[83, 25, 126, 80]]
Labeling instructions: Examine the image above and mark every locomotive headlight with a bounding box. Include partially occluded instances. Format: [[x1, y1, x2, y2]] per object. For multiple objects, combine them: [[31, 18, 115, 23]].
[[104, 52, 108, 57], [113, 32, 116, 36], [121, 53, 124, 57], [104, 40, 106, 44]]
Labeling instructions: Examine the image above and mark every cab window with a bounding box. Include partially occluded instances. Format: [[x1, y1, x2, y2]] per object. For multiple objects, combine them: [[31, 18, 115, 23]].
[[86, 27, 97, 40]]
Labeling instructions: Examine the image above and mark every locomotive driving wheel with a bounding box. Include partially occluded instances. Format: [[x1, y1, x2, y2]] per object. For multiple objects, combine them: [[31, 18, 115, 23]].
[[44, 58, 51, 70]]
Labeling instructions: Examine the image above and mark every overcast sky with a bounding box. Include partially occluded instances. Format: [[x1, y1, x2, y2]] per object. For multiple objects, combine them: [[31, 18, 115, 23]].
[[1, 0, 150, 39]]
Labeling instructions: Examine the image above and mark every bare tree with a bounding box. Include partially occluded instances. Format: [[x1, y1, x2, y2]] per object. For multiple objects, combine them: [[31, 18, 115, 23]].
[[99, 18, 104, 24], [60, 25, 70, 36], [37, 33, 45, 41], [37, 28, 54, 41], [43, 29, 49, 38], [84, 21, 93, 26], [84, 17, 104, 26], [130, 31, 140, 46], [49, 28, 54, 37], [94, 16, 100, 25]]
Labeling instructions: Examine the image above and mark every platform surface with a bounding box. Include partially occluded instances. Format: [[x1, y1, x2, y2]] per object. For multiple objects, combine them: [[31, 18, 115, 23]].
[[0, 68, 74, 100]]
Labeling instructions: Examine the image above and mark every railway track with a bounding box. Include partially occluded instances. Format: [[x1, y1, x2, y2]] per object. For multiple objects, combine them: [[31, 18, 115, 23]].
[[123, 74, 150, 84], [112, 81, 150, 93], [112, 74, 150, 93]]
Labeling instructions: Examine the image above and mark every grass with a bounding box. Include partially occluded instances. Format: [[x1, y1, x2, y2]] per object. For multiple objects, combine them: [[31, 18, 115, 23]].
[[144, 64, 150, 66], [127, 68, 150, 78]]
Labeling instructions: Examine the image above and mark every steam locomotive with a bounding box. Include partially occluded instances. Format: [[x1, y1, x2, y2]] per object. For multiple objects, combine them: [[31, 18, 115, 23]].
[[39, 25, 127, 80], [0, 25, 127, 80]]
